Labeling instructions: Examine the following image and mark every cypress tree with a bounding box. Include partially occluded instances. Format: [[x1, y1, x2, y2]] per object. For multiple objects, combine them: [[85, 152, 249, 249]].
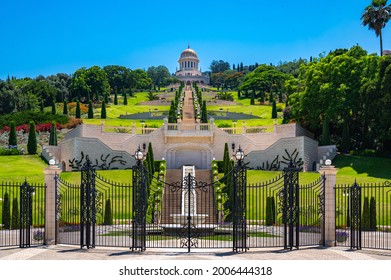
[[362, 196, 370, 231], [2, 193, 10, 229], [271, 100, 277, 119], [8, 121, 17, 147], [223, 160, 235, 222], [320, 118, 331, 146], [201, 100, 207, 123], [101, 100, 107, 119], [49, 122, 58, 146], [40, 101, 44, 112], [370, 197, 377, 231], [27, 121, 37, 154], [11, 197, 19, 229], [266, 197, 273, 226], [103, 199, 113, 225], [223, 143, 230, 175], [123, 92, 128, 105], [340, 121, 350, 153], [147, 142, 155, 174], [63, 100, 68, 115], [51, 101, 56, 115], [76, 100, 81, 118], [114, 91, 118, 105], [104, 93, 109, 104], [88, 100, 94, 119], [237, 90, 241, 99], [269, 92, 274, 103]]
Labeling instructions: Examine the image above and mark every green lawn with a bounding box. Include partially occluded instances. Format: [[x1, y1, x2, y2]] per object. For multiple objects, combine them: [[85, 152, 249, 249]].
[[0, 155, 47, 183], [1, 154, 390, 185]]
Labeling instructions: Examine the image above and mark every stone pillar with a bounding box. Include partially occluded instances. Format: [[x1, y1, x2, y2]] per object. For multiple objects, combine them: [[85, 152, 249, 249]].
[[319, 164, 337, 247], [44, 161, 61, 245]]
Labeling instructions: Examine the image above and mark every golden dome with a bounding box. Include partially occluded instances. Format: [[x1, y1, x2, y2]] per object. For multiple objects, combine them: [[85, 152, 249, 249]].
[[180, 46, 198, 59]]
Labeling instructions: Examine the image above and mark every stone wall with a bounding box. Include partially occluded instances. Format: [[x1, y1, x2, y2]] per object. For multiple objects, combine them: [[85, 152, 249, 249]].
[[44, 123, 327, 172]]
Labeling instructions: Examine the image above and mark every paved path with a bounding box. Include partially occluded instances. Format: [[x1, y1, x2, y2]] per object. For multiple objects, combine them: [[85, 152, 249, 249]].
[[1, 245, 391, 260]]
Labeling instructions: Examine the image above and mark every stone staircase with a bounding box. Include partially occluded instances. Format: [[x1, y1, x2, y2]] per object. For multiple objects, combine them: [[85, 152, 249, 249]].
[[160, 168, 216, 225], [318, 145, 338, 167]]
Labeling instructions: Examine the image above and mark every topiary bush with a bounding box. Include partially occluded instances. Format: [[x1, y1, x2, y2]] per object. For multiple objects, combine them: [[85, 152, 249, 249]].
[[11, 197, 19, 229], [265, 196, 276, 226], [370, 197, 377, 231], [103, 199, 113, 225], [27, 121, 37, 154], [2, 193, 10, 229], [362, 196, 370, 231]]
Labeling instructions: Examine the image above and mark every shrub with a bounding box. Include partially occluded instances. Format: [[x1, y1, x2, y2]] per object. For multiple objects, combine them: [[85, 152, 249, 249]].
[[0, 148, 22, 155], [0, 110, 68, 129], [76, 101, 81, 118], [63, 100, 69, 115], [336, 230, 348, 242], [362, 197, 370, 231], [88, 100, 94, 119], [101, 101, 107, 119], [370, 197, 377, 231], [8, 121, 17, 147], [27, 121, 37, 154], [271, 100, 277, 119], [2, 193, 10, 229], [49, 122, 58, 146], [265, 197, 276, 226], [103, 199, 113, 225], [11, 198, 19, 229]]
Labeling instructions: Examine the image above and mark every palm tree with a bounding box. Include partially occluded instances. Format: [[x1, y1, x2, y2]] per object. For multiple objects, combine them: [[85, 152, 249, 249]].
[[361, 0, 391, 56]]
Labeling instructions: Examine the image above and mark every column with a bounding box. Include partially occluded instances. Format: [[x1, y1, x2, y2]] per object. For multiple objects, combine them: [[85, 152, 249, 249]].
[[319, 164, 337, 247], [44, 161, 61, 245]]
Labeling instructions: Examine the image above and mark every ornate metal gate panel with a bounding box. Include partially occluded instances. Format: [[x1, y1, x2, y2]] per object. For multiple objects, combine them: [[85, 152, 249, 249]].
[[56, 159, 132, 248], [80, 158, 97, 249], [335, 181, 391, 250], [282, 164, 300, 250], [131, 160, 148, 252], [0, 181, 45, 248], [233, 160, 247, 252]]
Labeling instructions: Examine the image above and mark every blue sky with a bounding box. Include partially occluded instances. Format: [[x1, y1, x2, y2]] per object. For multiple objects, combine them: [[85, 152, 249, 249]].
[[0, 0, 389, 79]]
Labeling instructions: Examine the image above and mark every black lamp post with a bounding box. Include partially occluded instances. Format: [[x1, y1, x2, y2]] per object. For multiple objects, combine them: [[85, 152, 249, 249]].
[[234, 145, 245, 166], [134, 146, 145, 165]]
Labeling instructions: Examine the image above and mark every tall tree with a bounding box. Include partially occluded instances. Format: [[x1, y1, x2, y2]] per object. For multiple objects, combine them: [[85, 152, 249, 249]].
[[209, 60, 230, 73], [76, 100, 81, 118], [361, 0, 391, 56], [2, 193, 10, 229], [49, 122, 58, 146], [63, 100, 68, 115], [8, 121, 17, 147], [88, 100, 94, 119], [271, 100, 278, 119], [27, 121, 37, 154], [101, 100, 107, 119]]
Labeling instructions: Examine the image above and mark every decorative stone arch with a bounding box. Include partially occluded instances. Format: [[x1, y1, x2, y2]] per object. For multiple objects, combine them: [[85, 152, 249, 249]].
[[165, 145, 213, 169]]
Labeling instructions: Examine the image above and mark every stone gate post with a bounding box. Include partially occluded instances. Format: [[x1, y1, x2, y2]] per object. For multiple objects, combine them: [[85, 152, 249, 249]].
[[319, 163, 337, 246], [44, 160, 61, 245]]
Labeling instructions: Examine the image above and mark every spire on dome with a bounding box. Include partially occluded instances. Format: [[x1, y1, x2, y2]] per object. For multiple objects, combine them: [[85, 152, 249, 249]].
[[188, 43, 190, 49]]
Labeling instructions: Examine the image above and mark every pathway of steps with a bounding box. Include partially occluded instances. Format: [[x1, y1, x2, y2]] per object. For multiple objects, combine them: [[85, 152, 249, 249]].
[[161, 169, 216, 225]]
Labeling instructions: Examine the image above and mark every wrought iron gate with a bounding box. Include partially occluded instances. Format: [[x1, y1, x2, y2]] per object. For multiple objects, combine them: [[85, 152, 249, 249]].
[[335, 181, 391, 250], [0, 181, 46, 248], [246, 165, 325, 250], [55, 158, 133, 248]]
